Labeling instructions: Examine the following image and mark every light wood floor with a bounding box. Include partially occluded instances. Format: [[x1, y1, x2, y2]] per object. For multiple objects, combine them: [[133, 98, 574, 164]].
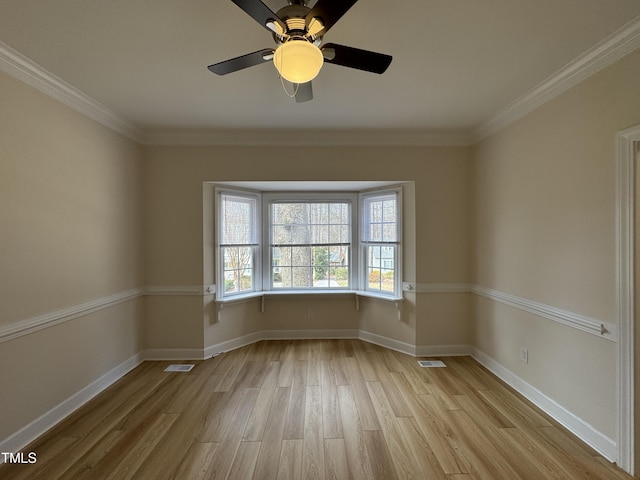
[[1, 339, 633, 480]]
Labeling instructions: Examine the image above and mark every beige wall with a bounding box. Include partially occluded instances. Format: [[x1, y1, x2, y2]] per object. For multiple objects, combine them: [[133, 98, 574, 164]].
[[472, 49, 640, 440], [0, 72, 145, 441], [143, 145, 472, 351]]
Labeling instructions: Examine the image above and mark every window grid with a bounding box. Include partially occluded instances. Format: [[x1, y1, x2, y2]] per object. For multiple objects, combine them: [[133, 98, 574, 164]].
[[218, 192, 259, 297], [362, 193, 399, 294], [270, 202, 351, 290]]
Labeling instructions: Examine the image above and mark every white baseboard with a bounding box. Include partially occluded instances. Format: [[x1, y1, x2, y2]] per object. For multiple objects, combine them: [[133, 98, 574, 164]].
[[141, 348, 208, 361], [357, 330, 417, 356], [415, 344, 473, 357], [471, 347, 617, 462], [204, 331, 265, 358], [0, 352, 143, 459], [262, 329, 360, 340]]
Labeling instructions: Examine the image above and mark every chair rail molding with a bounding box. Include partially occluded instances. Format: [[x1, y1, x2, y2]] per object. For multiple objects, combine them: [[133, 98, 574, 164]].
[[471, 285, 617, 342], [0, 289, 144, 344]]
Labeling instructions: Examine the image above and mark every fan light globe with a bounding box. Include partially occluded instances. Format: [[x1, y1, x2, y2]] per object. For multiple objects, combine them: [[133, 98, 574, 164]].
[[273, 40, 324, 84]]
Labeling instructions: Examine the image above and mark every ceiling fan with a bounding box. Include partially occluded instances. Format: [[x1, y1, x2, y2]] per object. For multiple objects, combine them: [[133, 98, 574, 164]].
[[207, 0, 392, 103]]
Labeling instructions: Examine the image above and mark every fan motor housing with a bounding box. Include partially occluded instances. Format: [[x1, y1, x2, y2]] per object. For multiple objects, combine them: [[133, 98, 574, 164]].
[[273, 3, 322, 46]]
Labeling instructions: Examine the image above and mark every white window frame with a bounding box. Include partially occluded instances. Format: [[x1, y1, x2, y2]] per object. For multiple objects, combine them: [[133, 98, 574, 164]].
[[215, 188, 262, 299], [214, 185, 403, 301], [262, 192, 358, 292], [359, 187, 403, 297]]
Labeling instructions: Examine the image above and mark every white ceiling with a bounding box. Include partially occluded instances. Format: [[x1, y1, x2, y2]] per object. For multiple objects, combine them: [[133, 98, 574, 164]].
[[2, 0, 640, 139]]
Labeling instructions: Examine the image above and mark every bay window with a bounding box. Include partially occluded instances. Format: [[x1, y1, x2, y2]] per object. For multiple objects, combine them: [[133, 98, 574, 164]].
[[215, 185, 401, 300]]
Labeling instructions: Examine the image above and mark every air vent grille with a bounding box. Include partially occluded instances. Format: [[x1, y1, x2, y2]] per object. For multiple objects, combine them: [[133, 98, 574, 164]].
[[164, 364, 195, 372], [418, 360, 446, 368]]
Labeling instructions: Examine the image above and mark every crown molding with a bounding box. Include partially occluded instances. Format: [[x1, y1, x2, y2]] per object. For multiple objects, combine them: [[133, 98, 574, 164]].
[[143, 128, 473, 147], [4, 11, 640, 148], [473, 15, 640, 142], [0, 40, 144, 143]]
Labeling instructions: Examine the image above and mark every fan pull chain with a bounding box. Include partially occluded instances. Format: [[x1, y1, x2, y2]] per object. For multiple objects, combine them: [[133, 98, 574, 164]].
[[279, 75, 299, 98], [275, 45, 298, 98]]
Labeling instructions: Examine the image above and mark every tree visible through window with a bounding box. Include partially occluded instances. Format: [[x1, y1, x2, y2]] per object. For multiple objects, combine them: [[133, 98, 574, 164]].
[[271, 202, 350, 289]]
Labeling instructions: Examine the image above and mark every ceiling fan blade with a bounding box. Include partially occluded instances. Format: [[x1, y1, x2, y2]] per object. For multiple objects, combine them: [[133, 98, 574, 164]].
[[207, 49, 274, 75], [305, 0, 358, 36], [231, 0, 286, 32], [295, 81, 313, 103], [322, 43, 392, 74]]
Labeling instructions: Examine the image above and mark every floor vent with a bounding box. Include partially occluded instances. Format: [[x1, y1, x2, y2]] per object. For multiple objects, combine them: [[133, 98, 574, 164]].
[[418, 360, 446, 368], [164, 364, 195, 372]]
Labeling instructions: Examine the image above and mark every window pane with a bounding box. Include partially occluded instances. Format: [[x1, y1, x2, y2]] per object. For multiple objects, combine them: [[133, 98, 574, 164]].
[[282, 267, 293, 288], [274, 203, 309, 224], [313, 246, 329, 272], [383, 224, 396, 242], [311, 203, 329, 224], [278, 246, 292, 266], [291, 267, 312, 288], [291, 224, 310, 244], [365, 244, 396, 292], [328, 224, 346, 243], [370, 223, 382, 242], [363, 195, 396, 243], [380, 269, 394, 292], [312, 224, 329, 244], [221, 195, 254, 245], [371, 201, 382, 222], [272, 225, 290, 244], [330, 203, 345, 224], [222, 246, 253, 293], [383, 200, 396, 223], [368, 268, 382, 290], [291, 246, 311, 266]]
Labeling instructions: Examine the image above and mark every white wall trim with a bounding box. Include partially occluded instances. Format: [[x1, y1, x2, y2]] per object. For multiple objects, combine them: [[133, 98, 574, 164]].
[[204, 331, 266, 358], [0, 285, 219, 344], [472, 285, 617, 342], [473, 15, 640, 142], [472, 347, 617, 462], [0, 40, 143, 143], [203, 329, 413, 358], [615, 124, 639, 475], [142, 348, 208, 361], [0, 289, 144, 344], [415, 344, 473, 357], [0, 352, 143, 460], [144, 284, 215, 296], [263, 329, 361, 340], [2, 283, 616, 345], [357, 330, 416, 356], [403, 282, 473, 293]]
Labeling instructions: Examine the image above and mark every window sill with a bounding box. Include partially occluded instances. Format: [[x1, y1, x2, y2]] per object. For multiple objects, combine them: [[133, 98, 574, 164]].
[[214, 290, 403, 321], [215, 290, 402, 303]]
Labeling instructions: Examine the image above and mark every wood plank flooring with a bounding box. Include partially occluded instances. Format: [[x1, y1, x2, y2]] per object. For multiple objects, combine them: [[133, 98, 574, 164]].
[[0, 339, 633, 480]]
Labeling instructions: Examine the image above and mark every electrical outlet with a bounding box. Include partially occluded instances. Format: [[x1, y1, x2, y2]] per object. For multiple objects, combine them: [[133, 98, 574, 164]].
[[520, 347, 528, 363], [307, 308, 314, 318]]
